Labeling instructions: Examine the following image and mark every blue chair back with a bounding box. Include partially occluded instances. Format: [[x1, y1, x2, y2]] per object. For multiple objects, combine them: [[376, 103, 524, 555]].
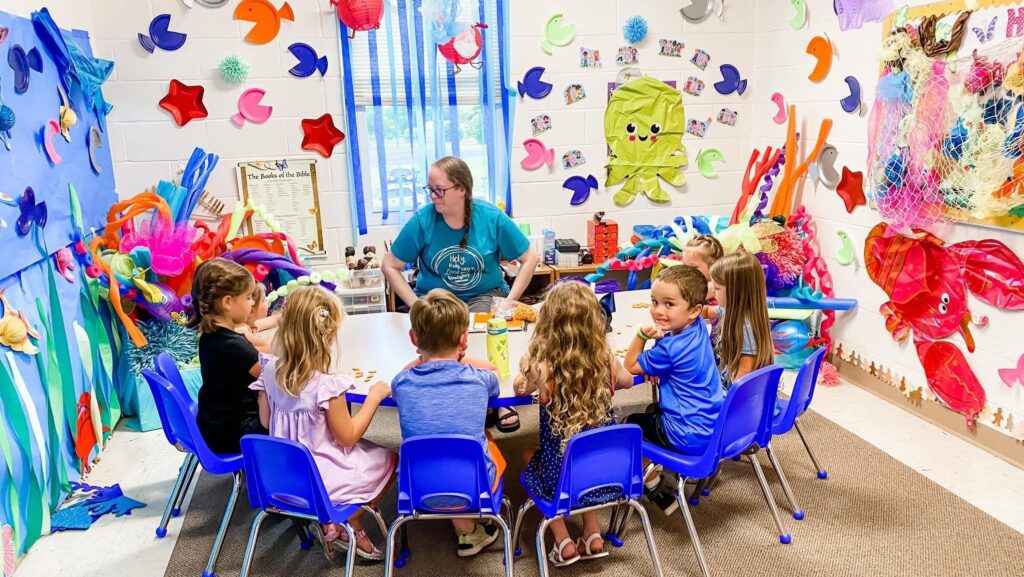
[[396, 435, 497, 516], [714, 365, 784, 459], [773, 348, 826, 435], [240, 435, 343, 524], [551, 425, 643, 515], [143, 369, 242, 475], [154, 352, 197, 413]]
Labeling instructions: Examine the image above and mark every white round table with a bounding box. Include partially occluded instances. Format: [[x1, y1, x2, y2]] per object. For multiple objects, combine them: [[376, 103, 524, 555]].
[[336, 289, 656, 407]]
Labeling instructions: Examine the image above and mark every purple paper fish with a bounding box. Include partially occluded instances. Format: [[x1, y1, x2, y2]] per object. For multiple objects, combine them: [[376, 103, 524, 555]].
[[833, 0, 895, 31]]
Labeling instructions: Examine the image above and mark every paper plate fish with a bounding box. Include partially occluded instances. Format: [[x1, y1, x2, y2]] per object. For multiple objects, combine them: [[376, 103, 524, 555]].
[[563, 174, 598, 205], [521, 138, 554, 170], [138, 14, 188, 53], [234, 0, 294, 45], [518, 66, 552, 99], [8, 44, 43, 94], [696, 148, 725, 178], [713, 64, 747, 95], [0, 289, 40, 355], [806, 35, 833, 82], [288, 43, 328, 78], [231, 88, 273, 126], [541, 13, 575, 54]]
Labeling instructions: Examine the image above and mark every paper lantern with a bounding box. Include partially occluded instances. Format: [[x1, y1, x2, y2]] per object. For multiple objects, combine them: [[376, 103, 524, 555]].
[[333, 0, 383, 36]]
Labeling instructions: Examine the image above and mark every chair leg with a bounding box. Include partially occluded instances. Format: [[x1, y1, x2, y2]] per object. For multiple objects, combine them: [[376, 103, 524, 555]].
[[362, 504, 388, 540], [202, 471, 242, 577], [341, 522, 358, 577], [628, 500, 664, 577], [747, 455, 792, 545], [384, 516, 411, 577], [501, 498, 515, 533], [611, 503, 634, 546], [156, 453, 193, 538], [794, 419, 828, 479], [676, 480, 711, 577], [172, 455, 199, 516], [764, 446, 804, 520], [485, 513, 514, 577], [535, 517, 554, 577], [511, 500, 534, 557], [238, 510, 269, 577]]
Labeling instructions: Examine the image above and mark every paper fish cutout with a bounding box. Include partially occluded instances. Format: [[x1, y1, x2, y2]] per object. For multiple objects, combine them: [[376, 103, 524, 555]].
[[8, 44, 43, 94], [55, 248, 76, 282], [76, 392, 109, 473], [811, 144, 840, 189], [806, 35, 833, 82], [680, 0, 720, 23], [998, 354, 1024, 388], [696, 148, 724, 178], [138, 14, 188, 53], [88, 126, 104, 174], [300, 113, 345, 157], [713, 64, 747, 95], [43, 119, 62, 164], [836, 167, 865, 212], [234, 0, 294, 45], [288, 43, 328, 77], [541, 13, 575, 53], [518, 66, 552, 99], [521, 138, 554, 170], [0, 289, 41, 355], [771, 92, 787, 124], [789, 0, 807, 30], [0, 87, 13, 150], [57, 83, 77, 142], [834, 230, 855, 265], [563, 174, 598, 205], [159, 80, 208, 126], [840, 76, 862, 114], [231, 88, 272, 126]]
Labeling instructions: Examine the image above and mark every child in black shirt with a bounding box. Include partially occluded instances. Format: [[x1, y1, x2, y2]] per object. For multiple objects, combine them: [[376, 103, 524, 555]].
[[189, 258, 266, 454]]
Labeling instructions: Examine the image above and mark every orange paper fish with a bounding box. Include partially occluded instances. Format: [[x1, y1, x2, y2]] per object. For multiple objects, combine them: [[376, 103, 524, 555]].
[[234, 0, 294, 45], [0, 289, 40, 355], [76, 392, 108, 473]]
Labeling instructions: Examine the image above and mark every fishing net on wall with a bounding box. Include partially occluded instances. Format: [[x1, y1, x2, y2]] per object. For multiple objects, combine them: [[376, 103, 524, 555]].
[[867, 29, 1024, 229]]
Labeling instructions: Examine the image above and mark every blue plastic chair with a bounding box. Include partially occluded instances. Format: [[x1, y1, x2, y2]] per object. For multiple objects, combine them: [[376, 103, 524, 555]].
[[643, 365, 788, 577], [155, 352, 198, 413], [238, 435, 387, 577], [143, 369, 245, 577], [510, 425, 663, 577], [142, 369, 199, 538], [772, 347, 828, 479], [383, 435, 514, 577]]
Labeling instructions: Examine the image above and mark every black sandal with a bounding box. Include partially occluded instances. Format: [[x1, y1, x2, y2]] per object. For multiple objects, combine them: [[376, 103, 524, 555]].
[[495, 407, 520, 433]]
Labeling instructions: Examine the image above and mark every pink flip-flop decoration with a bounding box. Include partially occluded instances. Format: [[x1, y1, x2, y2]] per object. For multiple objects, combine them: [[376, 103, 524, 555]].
[[44, 118, 62, 164], [231, 88, 273, 127], [998, 353, 1024, 388], [771, 92, 787, 124]]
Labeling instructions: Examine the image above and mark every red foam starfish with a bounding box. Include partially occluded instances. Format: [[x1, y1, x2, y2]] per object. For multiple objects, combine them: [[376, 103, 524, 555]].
[[836, 166, 866, 213], [301, 114, 345, 157], [159, 80, 208, 126]]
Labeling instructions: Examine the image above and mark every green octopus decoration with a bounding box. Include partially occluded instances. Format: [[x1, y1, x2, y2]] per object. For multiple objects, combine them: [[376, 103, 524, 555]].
[[604, 76, 688, 205]]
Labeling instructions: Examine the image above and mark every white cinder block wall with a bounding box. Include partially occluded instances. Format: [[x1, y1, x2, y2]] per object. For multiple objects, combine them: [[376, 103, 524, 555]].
[[5, 0, 92, 28], [754, 0, 1024, 432]]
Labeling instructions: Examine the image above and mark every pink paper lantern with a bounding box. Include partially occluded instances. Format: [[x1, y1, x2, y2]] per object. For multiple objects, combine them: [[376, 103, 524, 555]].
[[333, 0, 383, 36]]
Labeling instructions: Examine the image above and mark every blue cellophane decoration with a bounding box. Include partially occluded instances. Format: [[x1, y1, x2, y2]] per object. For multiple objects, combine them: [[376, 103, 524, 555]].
[[623, 15, 648, 44]]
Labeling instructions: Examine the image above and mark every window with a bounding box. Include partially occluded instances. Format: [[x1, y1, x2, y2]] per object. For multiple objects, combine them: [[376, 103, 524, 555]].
[[338, 0, 513, 233]]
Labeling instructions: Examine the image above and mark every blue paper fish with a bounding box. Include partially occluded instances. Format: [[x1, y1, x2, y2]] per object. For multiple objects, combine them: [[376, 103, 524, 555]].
[[984, 96, 1013, 126], [563, 174, 598, 205], [1002, 105, 1024, 159], [8, 44, 43, 94], [943, 118, 969, 160], [883, 151, 907, 186], [517, 66, 553, 99], [713, 64, 747, 96], [288, 43, 328, 78], [138, 14, 187, 54]]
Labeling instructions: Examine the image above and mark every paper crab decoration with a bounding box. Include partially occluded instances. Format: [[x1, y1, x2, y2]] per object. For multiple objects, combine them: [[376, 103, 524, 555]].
[[865, 223, 1024, 427]]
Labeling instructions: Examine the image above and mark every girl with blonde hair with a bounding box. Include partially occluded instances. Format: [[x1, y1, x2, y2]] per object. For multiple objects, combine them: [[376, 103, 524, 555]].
[[709, 252, 775, 387], [251, 286, 396, 560], [515, 281, 635, 566]]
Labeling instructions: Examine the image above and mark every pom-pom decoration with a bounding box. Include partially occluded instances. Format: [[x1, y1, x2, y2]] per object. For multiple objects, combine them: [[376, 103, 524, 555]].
[[622, 15, 648, 44], [218, 55, 250, 84]]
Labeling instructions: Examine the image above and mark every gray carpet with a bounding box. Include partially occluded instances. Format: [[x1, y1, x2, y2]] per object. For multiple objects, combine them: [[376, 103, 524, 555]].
[[163, 386, 1024, 577]]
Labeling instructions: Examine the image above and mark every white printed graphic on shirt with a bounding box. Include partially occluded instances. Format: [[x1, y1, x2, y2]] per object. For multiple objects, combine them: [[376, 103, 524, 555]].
[[432, 245, 485, 292]]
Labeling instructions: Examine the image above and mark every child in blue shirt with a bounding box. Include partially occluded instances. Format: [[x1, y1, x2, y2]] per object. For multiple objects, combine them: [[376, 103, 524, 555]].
[[624, 265, 724, 515], [391, 289, 506, 558]]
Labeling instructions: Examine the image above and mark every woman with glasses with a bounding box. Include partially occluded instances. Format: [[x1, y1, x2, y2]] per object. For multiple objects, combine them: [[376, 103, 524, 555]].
[[382, 156, 540, 432]]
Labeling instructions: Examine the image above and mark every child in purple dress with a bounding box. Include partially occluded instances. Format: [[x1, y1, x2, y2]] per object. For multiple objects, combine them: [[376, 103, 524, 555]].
[[251, 286, 396, 561]]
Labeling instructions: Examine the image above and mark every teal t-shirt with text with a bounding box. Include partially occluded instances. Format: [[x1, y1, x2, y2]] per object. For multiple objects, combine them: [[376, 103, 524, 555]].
[[390, 199, 530, 300]]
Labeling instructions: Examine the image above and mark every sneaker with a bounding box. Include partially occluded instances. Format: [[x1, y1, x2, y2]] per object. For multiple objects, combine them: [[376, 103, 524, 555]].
[[648, 488, 680, 517], [643, 465, 664, 492], [457, 522, 499, 557]]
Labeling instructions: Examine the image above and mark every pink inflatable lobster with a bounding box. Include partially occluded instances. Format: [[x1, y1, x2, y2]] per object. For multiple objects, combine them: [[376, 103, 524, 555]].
[[865, 223, 1024, 427]]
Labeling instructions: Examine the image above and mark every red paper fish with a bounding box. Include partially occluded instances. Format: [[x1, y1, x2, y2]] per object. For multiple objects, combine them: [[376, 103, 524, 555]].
[[76, 392, 109, 473], [865, 223, 1024, 427]]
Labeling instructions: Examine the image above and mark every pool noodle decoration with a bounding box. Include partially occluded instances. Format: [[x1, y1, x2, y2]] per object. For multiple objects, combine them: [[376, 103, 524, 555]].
[[769, 105, 832, 219]]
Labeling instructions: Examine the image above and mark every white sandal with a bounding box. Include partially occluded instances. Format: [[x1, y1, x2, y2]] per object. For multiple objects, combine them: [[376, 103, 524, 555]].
[[576, 533, 609, 560], [548, 537, 580, 567]]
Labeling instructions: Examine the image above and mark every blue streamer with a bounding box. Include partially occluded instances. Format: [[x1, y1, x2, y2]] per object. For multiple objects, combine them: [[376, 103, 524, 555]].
[[339, 21, 368, 237], [368, 29, 390, 221], [446, 61, 460, 157], [383, 0, 405, 224], [396, 0, 420, 213], [496, 0, 513, 214], [479, 0, 498, 204]]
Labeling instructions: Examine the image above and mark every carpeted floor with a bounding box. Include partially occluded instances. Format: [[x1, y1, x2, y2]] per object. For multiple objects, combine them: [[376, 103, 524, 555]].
[[164, 387, 1024, 577]]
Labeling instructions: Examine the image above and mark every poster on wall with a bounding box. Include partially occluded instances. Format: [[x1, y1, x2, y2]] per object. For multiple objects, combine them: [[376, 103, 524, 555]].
[[236, 159, 327, 259], [870, 0, 1024, 233]]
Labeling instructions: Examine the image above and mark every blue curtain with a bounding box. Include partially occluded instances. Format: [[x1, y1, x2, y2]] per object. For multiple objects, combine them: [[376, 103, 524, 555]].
[[338, 0, 513, 241]]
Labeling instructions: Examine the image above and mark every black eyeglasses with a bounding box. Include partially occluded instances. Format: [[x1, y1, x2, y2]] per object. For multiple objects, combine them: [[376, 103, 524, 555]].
[[422, 184, 458, 199]]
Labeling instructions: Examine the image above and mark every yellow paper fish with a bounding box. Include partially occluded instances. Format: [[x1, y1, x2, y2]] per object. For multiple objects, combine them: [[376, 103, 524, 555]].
[[0, 289, 40, 355]]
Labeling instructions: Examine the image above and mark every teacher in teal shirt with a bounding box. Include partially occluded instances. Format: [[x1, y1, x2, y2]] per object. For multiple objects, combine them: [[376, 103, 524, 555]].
[[383, 156, 540, 313]]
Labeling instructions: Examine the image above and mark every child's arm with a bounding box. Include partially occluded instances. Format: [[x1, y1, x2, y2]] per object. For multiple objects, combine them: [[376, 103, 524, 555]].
[[244, 332, 273, 354], [733, 355, 757, 382], [256, 391, 271, 429], [612, 356, 635, 390], [702, 305, 720, 319], [325, 381, 391, 448], [624, 325, 663, 375], [253, 312, 281, 332], [248, 360, 261, 379]]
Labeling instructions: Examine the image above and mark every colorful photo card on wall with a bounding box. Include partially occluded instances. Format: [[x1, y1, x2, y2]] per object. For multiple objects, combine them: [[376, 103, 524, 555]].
[[659, 38, 684, 57], [691, 48, 711, 70], [683, 76, 706, 96], [616, 46, 639, 66], [565, 83, 586, 105], [718, 107, 738, 125], [580, 47, 601, 68], [686, 117, 711, 137], [562, 149, 586, 168], [530, 113, 552, 136]]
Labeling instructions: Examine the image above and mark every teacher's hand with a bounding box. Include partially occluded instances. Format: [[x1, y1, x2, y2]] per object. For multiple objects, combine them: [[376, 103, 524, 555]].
[[382, 252, 419, 308]]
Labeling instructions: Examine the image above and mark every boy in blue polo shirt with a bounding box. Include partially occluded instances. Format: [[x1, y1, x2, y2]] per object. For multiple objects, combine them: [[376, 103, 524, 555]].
[[624, 264, 724, 515]]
